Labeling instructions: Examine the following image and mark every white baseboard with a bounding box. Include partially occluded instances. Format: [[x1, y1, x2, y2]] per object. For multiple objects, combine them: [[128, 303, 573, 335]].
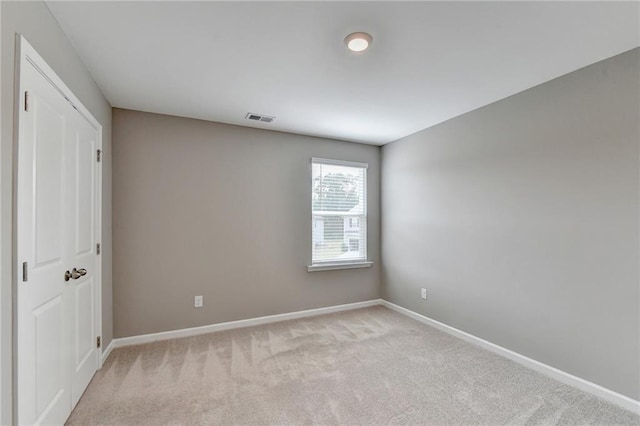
[[102, 297, 638, 414], [110, 299, 382, 350], [380, 300, 640, 414], [100, 339, 115, 367]]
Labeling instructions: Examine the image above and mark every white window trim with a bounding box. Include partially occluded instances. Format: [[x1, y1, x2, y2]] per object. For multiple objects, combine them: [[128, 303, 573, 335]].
[[308, 158, 370, 272], [307, 261, 373, 272], [311, 157, 369, 169]]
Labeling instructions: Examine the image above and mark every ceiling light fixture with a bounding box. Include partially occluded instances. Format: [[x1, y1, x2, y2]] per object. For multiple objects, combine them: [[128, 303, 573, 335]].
[[345, 32, 372, 52]]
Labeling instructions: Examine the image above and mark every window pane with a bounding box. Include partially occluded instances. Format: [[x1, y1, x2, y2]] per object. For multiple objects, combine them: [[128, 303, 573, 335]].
[[312, 160, 367, 264]]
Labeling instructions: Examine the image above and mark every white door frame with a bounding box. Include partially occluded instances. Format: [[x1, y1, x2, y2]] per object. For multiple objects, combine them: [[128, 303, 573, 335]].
[[14, 35, 103, 418]]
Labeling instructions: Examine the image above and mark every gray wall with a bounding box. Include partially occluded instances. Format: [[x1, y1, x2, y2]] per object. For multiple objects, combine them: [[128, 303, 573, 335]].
[[1, 2, 113, 422], [112, 109, 380, 338], [381, 48, 640, 399]]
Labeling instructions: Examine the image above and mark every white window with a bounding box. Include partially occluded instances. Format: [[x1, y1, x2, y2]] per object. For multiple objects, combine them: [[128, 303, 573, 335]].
[[311, 158, 367, 266]]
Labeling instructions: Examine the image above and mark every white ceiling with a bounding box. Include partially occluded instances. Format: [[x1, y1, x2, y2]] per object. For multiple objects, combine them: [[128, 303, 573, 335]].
[[46, 1, 639, 145]]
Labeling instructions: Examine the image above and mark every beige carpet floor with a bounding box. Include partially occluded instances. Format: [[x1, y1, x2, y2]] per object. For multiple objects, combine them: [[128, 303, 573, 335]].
[[67, 306, 639, 425]]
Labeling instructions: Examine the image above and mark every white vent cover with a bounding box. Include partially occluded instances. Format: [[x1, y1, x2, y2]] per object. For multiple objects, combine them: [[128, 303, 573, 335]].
[[245, 112, 276, 123]]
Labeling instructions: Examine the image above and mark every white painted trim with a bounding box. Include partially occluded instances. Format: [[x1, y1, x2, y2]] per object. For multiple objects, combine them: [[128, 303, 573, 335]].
[[17, 35, 104, 372], [100, 340, 114, 367], [111, 299, 382, 348], [311, 157, 369, 169], [307, 261, 373, 272], [15, 37, 104, 423], [380, 300, 640, 414], [18, 37, 101, 130], [103, 298, 640, 414]]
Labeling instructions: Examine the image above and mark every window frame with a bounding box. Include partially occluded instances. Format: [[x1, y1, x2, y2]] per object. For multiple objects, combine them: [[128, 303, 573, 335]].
[[308, 157, 373, 272]]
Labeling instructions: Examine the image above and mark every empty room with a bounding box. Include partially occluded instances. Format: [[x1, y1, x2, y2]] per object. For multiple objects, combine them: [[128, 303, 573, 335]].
[[1, 1, 639, 425]]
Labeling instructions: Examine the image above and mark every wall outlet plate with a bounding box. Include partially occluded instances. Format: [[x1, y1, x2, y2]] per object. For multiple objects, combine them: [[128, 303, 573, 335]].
[[194, 295, 203, 308], [421, 288, 427, 300]]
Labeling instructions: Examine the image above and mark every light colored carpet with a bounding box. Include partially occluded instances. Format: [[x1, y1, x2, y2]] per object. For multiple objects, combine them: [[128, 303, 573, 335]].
[[67, 306, 639, 425]]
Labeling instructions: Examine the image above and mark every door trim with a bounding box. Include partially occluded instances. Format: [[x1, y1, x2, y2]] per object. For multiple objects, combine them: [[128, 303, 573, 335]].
[[14, 35, 103, 420]]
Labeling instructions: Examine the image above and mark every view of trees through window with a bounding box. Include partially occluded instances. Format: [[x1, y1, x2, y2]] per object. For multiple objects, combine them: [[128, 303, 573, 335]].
[[312, 161, 367, 263]]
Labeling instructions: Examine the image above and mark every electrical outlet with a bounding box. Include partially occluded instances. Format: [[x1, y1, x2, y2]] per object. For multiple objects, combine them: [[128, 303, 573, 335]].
[[194, 295, 203, 308], [421, 288, 427, 300]]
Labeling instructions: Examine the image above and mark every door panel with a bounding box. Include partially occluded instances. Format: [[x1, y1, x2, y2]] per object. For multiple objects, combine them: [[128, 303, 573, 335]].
[[18, 49, 101, 425], [34, 296, 63, 415], [73, 125, 95, 256], [68, 110, 99, 405], [71, 276, 95, 405], [18, 62, 73, 426], [74, 279, 94, 367], [34, 97, 65, 267]]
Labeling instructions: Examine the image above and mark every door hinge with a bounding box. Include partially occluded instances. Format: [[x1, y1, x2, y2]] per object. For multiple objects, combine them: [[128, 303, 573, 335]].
[[97, 149, 102, 162], [97, 336, 101, 348], [24, 91, 29, 112], [96, 243, 101, 255], [22, 262, 28, 282]]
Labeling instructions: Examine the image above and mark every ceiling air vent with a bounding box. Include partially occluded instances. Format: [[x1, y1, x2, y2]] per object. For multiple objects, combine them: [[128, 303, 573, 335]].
[[245, 112, 276, 123]]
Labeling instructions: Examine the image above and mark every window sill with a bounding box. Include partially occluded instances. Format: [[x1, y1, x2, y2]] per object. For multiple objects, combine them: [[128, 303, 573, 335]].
[[307, 261, 373, 272]]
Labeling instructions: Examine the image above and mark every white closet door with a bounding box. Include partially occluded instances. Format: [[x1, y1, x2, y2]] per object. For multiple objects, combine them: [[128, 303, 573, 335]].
[[17, 44, 101, 424], [67, 108, 99, 406], [17, 58, 75, 426]]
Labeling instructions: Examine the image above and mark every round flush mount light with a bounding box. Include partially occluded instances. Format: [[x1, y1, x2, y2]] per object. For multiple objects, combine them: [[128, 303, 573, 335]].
[[345, 32, 373, 52]]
